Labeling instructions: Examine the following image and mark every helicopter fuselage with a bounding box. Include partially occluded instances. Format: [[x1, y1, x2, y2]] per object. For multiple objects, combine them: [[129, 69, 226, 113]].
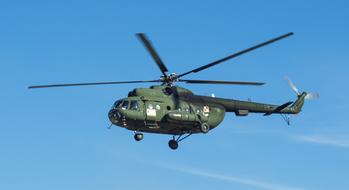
[[108, 85, 225, 135], [108, 85, 305, 135]]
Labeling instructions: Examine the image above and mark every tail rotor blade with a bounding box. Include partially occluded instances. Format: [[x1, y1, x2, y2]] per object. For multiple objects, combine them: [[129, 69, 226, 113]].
[[305, 93, 320, 100], [284, 77, 319, 100], [285, 76, 300, 95]]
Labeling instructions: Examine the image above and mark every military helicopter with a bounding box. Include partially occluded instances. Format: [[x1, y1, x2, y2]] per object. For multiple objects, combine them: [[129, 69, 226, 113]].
[[29, 32, 318, 150]]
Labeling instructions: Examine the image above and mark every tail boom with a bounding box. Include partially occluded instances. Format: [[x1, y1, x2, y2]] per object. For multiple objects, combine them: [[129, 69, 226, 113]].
[[191, 92, 307, 116]]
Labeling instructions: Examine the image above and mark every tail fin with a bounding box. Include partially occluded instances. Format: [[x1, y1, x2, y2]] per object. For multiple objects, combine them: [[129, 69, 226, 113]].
[[290, 92, 307, 114], [285, 76, 319, 114]]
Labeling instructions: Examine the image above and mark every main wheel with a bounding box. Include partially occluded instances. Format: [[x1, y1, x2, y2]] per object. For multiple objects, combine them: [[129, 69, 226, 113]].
[[200, 123, 210, 133], [134, 133, 144, 141], [168, 139, 178, 150]]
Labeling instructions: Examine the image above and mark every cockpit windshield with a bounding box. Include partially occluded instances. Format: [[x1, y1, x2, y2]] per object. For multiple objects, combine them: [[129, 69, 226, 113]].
[[121, 101, 129, 110], [113, 100, 122, 108], [113, 99, 139, 110]]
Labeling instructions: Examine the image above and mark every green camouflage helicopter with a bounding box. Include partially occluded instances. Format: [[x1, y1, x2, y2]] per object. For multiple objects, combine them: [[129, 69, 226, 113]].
[[29, 33, 318, 150]]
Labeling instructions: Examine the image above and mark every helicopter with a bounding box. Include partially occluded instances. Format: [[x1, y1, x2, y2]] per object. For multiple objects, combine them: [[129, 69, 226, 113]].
[[29, 32, 318, 150]]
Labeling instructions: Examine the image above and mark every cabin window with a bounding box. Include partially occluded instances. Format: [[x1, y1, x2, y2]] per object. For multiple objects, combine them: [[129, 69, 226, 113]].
[[121, 101, 129, 110], [130, 100, 138, 110]]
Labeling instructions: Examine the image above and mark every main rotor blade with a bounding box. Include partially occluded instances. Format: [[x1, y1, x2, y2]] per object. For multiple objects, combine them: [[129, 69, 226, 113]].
[[28, 80, 161, 89], [136, 33, 169, 77], [179, 79, 265, 86], [178, 32, 294, 78]]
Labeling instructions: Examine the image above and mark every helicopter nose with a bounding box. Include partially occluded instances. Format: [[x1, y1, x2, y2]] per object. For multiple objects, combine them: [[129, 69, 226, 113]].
[[108, 109, 121, 124]]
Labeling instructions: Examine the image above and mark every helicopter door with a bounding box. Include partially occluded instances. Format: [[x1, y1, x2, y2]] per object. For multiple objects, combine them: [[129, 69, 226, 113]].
[[144, 101, 165, 127], [145, 102, 156, 120]]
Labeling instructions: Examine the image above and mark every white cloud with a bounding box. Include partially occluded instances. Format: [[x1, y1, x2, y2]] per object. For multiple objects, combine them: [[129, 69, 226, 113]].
[[293, 135, 349, 148], [165, 166, 304, 190]]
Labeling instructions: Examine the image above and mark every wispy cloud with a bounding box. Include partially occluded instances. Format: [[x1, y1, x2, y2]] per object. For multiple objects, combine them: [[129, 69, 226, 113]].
[[99, 145, 306, 190], [165, 166, 304, 190], [293, 135, 349, 148]]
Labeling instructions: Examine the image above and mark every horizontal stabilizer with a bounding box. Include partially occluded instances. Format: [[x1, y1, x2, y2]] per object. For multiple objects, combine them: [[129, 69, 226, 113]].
[[264, 101, 293, 116]]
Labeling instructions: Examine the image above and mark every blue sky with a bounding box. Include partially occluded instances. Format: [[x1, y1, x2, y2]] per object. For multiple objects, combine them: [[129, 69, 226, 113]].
[[1, 0, 349, 190]]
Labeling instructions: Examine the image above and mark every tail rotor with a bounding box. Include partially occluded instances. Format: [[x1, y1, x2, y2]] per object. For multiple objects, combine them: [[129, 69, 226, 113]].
[[285, 76, 319, 100]]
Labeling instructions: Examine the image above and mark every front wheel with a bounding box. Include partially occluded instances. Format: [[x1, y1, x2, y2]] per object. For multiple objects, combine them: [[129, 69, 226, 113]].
[[134, 133, 144, 141]]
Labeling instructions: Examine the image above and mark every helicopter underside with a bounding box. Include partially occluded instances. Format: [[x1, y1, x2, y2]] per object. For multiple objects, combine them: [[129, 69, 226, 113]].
[[109, 113, 216, 150], [115, 119, 213, 135]]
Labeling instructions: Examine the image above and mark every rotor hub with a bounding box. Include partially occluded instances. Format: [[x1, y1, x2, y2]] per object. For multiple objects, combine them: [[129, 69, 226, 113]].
[[160, 73, 179, 86]]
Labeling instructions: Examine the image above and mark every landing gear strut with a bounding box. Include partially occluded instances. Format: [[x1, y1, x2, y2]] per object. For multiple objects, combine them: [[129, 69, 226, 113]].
[[168, 133, 192, 150], [134, 132, 144, 141]]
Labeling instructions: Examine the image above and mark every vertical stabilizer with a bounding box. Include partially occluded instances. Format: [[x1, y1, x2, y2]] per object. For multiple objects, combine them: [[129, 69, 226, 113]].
[[290, 92, 307, 113]]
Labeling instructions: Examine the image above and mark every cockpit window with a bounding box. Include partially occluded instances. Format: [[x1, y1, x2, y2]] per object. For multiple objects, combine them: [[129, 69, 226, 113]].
[[114, 101, 122, 108], [121, 101, 129, 110], [130, 100, 138, 110]]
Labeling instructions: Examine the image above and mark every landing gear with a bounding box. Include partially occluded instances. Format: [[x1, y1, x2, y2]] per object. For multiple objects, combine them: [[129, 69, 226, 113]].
[[200, 123, 210, 133], [168, 139, 178, 150], [168, 133, 192, 150], [134, 132, 143, 141]]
